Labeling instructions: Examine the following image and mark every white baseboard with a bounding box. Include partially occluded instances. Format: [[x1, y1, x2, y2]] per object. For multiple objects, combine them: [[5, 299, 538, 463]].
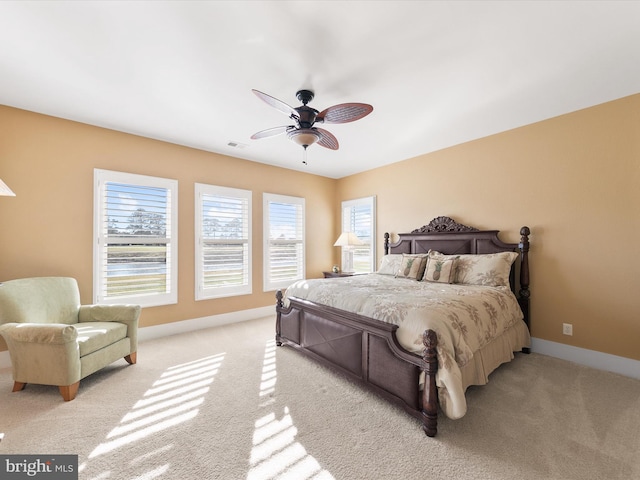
[[0, 305, 274, 370], [2, 321, 639, 382], [137, 305, 274, 342], [531, 337, 640, 380]]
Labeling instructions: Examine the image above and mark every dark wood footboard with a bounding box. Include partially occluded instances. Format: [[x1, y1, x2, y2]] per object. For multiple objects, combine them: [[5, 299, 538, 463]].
[[276, 290, 441, 436]]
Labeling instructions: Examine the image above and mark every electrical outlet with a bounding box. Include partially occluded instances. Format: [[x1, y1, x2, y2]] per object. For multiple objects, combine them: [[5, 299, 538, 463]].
[[562, 323, 573, 336]]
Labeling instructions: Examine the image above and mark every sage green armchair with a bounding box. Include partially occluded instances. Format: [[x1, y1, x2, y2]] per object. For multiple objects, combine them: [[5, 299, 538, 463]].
[[0, 277, 140, 401]]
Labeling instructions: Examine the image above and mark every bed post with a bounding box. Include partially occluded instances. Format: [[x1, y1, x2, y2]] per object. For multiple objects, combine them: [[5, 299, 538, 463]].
[[275, 290, 283, 346], [518, 226, 531, 353], [422, 329, 438, 437], [384, 232, 390, 255], [518, 227, 531, 328]]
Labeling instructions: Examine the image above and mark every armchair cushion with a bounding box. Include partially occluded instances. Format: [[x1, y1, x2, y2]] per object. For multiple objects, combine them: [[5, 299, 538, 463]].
[[78, 304, 140, 352], [75, 322, 128, 357]]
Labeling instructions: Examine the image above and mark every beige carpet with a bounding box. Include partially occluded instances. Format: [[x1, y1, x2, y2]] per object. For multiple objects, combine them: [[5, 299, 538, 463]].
[[1, 316, 639, 480]]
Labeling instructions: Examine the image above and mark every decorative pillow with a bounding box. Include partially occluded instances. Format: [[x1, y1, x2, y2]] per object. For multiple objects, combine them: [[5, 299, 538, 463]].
[[429, 250, 518, 287], [376, 254, 403, 275], [395, 254, 428, 280], [422, 256, 457, 283]]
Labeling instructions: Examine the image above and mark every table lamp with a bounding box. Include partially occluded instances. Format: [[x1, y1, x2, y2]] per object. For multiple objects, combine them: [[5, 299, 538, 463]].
[[333, 232, 364, 273]]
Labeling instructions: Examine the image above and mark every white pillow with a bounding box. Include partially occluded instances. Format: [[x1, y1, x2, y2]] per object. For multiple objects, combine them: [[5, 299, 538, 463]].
[[376, 254, 403, 275]]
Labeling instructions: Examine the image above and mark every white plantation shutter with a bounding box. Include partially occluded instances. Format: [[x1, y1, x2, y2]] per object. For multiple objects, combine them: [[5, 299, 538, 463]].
[[196, 184, 252, 299], [342, 196, 376, 273], [94, 169, 178, 307], [263, 193, 305, 291]]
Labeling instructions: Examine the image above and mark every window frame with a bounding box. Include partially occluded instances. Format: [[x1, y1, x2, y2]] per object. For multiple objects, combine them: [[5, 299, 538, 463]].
[[341, 196, 376, 274], [93, 169, 178, 307], [195, 183, 252, 300], [263, 193, 305, 291]]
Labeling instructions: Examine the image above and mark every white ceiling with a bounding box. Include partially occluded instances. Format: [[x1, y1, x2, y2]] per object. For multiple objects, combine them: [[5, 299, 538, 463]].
[[1, 1, 639, 179]]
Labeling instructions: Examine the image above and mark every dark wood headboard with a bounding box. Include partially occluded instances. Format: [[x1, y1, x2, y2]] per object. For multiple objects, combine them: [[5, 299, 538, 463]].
[[383, 216, 531, 328]]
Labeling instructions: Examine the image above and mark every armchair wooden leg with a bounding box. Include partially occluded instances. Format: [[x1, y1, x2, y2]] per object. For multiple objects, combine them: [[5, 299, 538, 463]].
[[12, 382, 26, 392], [59, 382, 80, 401], [125, 352, 137, 365]]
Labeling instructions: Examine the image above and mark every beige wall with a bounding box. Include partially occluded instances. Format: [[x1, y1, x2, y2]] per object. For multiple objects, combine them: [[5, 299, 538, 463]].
[[0, 106, 336, 342], [2, 94, 639, 362], [337, 94, 640, 361]]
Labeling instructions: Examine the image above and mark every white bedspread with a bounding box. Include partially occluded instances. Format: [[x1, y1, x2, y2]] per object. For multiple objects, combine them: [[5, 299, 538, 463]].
[[284, 273, 529, 419]]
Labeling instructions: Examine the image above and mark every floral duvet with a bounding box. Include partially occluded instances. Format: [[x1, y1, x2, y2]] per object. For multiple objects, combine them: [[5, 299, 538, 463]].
[[283, 273, 529, 419]]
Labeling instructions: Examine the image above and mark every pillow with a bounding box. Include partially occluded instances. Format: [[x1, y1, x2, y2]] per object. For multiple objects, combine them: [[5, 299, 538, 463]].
[[376, 254, 403, 275], [456, 251, 518, 287], [429, 250, 518, 287], [422, 256, 457, 283], [395, 254, 428, 280]]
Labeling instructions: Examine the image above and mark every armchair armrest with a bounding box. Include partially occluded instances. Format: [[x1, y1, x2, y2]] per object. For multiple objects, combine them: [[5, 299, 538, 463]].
[[0, 323, 77, 345], [77, 304, 141, 324], [0, 323, 81, 386]]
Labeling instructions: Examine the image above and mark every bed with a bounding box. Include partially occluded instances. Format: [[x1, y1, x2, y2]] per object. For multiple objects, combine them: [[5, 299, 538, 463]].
[[275, 216, 531, 437]]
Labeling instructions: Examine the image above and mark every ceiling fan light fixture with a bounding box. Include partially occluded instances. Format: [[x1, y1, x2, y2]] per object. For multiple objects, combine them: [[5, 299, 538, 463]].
[[287, 128, 320, 148]]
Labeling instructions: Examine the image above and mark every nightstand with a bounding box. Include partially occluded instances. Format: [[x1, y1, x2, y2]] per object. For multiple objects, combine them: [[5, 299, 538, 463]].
[[322, 271, 356, 278]]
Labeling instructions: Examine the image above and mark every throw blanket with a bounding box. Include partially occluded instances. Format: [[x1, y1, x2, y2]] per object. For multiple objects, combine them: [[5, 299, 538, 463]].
[[284, 274, 527, 419]]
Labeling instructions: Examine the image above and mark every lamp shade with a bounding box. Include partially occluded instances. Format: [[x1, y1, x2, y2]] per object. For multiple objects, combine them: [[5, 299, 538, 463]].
[[0, 178, 16, 196], [333, 232, 364, 247]]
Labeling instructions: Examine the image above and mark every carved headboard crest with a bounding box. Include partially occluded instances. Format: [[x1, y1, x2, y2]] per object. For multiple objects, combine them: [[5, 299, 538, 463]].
[[411, 216, 479, 234]]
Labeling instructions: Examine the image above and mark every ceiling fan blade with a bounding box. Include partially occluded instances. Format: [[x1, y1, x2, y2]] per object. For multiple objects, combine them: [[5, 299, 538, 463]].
[[315, 128, 339, 150], [252, 89, 298, 118], [317, 103, 373, 124], [250, 125, 293, 140]]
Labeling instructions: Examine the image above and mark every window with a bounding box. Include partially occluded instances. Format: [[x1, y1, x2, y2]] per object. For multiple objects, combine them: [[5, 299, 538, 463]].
[[94, 169, 178, 307], [263, 193, 305, 291], [341, 196, 376, 273], [195, 184, 252, 300]]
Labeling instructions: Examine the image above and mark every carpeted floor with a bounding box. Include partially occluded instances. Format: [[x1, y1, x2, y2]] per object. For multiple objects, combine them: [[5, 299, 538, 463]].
[[1, 316, 639, 480]]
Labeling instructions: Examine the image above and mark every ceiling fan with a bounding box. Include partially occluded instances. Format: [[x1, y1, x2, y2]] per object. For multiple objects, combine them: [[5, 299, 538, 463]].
[[250, 89, 373, 154]]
